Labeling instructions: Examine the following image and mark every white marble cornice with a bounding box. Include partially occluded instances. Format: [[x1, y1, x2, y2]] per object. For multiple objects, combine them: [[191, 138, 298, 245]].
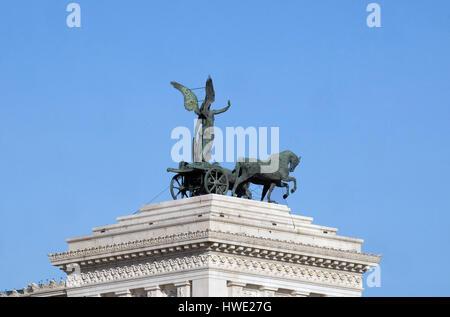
[[49, 229, 380, 274]]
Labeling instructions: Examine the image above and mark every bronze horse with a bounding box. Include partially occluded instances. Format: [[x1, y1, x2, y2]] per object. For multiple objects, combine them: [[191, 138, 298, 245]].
[[231, 150, 301, 203]]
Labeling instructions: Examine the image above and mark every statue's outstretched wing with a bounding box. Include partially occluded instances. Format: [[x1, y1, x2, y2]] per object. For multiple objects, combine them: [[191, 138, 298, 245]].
[[170, 81, 199, 113]]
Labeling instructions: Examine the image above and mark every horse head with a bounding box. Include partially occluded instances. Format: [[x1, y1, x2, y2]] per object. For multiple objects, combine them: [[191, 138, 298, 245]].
[[289, 154, 301, 172]]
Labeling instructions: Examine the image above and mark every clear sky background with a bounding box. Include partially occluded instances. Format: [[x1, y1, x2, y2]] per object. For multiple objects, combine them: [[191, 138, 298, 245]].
[[1, 0, 449, 296]]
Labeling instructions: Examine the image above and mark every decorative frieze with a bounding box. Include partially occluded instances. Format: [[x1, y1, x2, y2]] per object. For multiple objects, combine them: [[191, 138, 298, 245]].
[[66, 254, 208, 287], [65, 252, 362, 290]]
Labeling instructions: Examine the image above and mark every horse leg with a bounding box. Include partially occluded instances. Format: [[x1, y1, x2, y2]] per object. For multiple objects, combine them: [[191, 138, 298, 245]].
[[233, 175, 251, 197], [232, 178, 241, 197], [281, 182, 290, 199], [261, 184, 269, 201], [243, 182, 252, 200], [231, 164, 242, 197], [285, 176, 297, 193], [236, 185, 243, 198], [236, 182, 251, 199], [267, 183, 277, 204]]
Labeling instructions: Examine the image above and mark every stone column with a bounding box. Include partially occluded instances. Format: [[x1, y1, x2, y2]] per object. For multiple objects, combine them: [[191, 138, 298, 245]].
[[145, 285, 164, 297], [227, 281, 246, 297], [175, 281, 191, 297]]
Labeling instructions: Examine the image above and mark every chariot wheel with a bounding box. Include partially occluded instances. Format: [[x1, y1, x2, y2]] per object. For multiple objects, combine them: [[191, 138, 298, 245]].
[[204, 168, 229, 195], [170, 174, 189, 200]]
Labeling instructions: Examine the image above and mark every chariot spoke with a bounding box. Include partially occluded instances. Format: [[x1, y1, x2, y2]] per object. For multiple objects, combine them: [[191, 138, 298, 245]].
[[171, 174, 189, 200]]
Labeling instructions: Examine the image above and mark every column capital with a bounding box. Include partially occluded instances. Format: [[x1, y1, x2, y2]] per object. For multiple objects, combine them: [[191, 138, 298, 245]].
[[290, 290, 310, 297], [115, 289, 132, 297], [258, 286, 279, 291], [145, 285, 163, 297], [175, 281, 191, 297], [227, 281, 246, 297], [227, 281, 246, 287], [174, 281, 191, 287], [258, 286, 278, 297]]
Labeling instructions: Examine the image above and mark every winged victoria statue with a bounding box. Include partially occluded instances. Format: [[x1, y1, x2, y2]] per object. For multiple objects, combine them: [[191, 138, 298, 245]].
[[167, 76, 301, 204], [170, 77, 230, 163]]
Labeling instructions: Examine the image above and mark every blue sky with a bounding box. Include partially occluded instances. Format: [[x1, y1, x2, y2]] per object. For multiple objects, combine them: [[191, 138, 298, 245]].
[[0, 0, 449, 296]]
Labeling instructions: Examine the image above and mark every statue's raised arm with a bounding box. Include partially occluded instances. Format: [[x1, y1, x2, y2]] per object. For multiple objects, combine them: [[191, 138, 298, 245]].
[[212, 100, 231, 115]]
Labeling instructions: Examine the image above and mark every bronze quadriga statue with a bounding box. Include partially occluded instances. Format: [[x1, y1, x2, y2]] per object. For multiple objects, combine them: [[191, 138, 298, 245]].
[[167, 77, 300, 203]]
